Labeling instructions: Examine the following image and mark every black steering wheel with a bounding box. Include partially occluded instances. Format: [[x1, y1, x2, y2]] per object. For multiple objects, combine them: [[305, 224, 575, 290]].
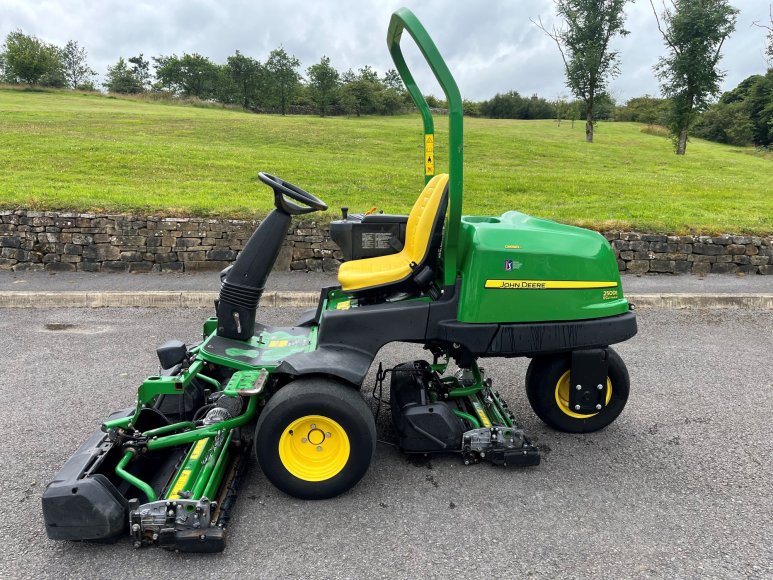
[[258, 172, 328, 215]]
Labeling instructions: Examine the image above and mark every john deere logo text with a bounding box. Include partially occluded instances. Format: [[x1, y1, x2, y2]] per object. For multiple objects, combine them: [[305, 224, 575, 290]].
[[494, 280, 545, 289]]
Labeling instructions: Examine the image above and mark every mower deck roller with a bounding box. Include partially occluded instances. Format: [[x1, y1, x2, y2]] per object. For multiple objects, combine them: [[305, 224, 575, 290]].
[[43, 7, 636, 552]]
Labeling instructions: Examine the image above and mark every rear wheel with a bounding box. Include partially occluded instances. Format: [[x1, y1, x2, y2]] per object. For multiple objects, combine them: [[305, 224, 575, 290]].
[[255, 378, 376, 499], [526, 348, 630, 433]]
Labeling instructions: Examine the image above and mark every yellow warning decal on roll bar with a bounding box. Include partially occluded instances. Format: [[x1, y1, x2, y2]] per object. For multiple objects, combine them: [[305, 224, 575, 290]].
[[484, 280, 618, 290], [424, 134, 434, 175]]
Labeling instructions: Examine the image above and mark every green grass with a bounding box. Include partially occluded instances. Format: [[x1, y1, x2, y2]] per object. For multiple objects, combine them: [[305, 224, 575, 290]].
[[1, 86, 771, 234]]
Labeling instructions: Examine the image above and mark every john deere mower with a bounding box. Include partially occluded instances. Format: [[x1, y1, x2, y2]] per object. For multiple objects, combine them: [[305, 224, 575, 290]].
[[43, 8, 636, 552]]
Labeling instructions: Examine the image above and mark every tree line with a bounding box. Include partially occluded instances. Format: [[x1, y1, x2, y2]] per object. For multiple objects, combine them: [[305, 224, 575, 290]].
[[0, 32, 410, 116], [1, 1, 771, 152], [0, 29, 590, 120]]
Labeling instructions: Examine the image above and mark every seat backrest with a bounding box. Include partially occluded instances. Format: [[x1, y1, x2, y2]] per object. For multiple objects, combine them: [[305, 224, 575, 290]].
[[403, 173, 449, 268]]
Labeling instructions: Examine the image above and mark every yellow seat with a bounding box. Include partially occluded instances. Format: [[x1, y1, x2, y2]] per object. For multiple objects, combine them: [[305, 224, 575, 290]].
[[338, 173, 449, 293]]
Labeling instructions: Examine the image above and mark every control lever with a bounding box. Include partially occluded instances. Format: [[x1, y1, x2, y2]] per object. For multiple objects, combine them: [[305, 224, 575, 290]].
[[341, 206, 349, 219]]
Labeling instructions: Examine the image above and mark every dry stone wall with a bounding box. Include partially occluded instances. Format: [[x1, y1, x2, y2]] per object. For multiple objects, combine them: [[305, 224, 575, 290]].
[[605, 232, 773, 276], [0, 210, 771, 275]]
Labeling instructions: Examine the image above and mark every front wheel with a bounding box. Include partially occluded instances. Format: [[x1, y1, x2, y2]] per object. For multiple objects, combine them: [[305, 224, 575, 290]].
[[254, 378, 376, 499], [525, 348, 630, 433]]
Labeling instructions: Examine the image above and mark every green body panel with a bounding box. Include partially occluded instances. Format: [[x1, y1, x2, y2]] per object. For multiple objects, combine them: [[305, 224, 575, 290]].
[[456, 211, 629, 323]]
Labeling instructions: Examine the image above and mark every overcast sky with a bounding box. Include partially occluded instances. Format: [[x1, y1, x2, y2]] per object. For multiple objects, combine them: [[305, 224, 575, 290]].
[[1, 0, 769, 101]]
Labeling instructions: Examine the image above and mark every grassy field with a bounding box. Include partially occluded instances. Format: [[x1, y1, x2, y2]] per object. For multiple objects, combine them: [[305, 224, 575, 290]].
[[1, 87, 771, 234]]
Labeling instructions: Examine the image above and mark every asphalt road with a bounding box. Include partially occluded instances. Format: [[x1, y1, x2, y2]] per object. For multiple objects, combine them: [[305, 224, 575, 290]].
[[0, 306, 771, 579]]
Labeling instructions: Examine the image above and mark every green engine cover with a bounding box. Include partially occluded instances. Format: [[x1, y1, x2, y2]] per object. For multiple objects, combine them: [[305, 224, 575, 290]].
[[456, 212, 629, 323]]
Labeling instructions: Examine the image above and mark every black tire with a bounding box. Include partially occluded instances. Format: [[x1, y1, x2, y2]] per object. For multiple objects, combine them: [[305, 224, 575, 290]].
[[255, 378, 376, 500], [525, 348, 630, 433]]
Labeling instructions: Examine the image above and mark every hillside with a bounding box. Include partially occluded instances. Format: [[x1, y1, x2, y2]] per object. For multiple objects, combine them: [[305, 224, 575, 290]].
[[1, 87, 771, 234]]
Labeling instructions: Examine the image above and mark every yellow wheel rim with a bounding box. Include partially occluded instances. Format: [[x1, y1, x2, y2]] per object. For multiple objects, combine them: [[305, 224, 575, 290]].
[[278, 415, 350, 482], [554, 370, 613, 419]]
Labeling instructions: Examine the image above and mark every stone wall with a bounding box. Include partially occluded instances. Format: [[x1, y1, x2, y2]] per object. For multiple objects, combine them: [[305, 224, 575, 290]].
[[605, 232, 773, 276], [0, 210, 341, 273], [0, 210, 771, 275]]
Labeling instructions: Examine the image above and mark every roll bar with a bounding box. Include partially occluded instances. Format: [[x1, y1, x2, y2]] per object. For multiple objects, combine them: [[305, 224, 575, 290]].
[[387, 7, 463, 288]]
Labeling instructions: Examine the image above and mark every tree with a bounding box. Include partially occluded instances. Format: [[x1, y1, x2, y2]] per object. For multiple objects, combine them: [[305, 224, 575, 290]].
[[153, 53, 220, 99], [379, 88, 404, 115], [573, 91, 616, 120], [357, 65, 379, 83], [265, 46, 301, 115], [227, 51, 264, 109], [462, 99, 481, 117], [382, 69, 403, 91], [337, 67, 383, 116], [615, 95, 669, 125], [744, 71, 773, 147], [650, 0, 738, 155], [533, 0, 629, 142], [60, 40, 96, 89], [555, 94, 569, 125], [103, 57, 143, 94], [425, 94, 447, 109], [480, 91, 526, 118], [338, 84, 358, 117], [307, 56, 339, 116], [693, 101, 754, 145], [479, 91, 557, 119], [338, 81, 366, 116], [39, 56, 67, 88], [340, 68, 356, 84], [1, 30, 61, 85], [701, 72, 773, 148], [128, 54, 151, 92]]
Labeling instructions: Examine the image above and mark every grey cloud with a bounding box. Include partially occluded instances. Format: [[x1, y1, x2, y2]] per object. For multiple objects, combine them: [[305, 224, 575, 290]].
[[0, 0, 769, 101]]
